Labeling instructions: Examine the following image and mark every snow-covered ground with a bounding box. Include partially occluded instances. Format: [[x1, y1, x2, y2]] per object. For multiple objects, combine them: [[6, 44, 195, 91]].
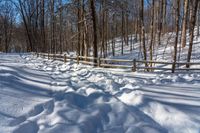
[[107, 30, 200, 63], [0, 53, 200, 133]]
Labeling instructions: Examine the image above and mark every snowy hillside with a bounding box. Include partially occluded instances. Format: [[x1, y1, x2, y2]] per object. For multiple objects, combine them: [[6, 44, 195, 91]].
[[0, 53, 200, 133], [107, 29, 200, 63]]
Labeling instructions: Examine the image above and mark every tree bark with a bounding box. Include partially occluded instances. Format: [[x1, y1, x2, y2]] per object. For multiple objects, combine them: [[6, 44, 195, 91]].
[[90, 0, 98, 64], [186, 0, 199, 68], [140, 0, 148, 68], [181, 0, 189, 48], [172, 0, 180, 73], [150, 0, 155, 68]]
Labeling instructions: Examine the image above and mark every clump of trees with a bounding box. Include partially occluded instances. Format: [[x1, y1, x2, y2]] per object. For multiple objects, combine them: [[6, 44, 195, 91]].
[[0, 1, 16, 52], [0, 0, 200, 70]]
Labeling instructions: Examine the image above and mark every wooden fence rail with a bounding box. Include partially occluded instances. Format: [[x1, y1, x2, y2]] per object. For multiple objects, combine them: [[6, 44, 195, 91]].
[[36, 53, 200, 72]]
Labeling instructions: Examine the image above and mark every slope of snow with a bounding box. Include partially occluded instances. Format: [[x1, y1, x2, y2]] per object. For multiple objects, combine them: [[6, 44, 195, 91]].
[[107, 30, 200, 64], [0, 53, 200, 133]]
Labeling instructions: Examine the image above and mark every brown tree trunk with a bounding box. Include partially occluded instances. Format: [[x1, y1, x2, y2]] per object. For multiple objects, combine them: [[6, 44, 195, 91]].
[[59, 0, 63, 54], [186, 0, 199, 68], [121, 10, 124, 55], [111, 13, 116, 56], [197, 3, 200, 37], [172, 0, 180, 73], [50, 0, 55, 53], [40, 0, 46, 52], [181, 0, 189, 48], [158, 0, 164, 46], [90, 0, 98, 64], [77, 0, 81, 56], [140, 0, 148, 68], [150, 0, 155, 68], [101, 0, 105, 57]]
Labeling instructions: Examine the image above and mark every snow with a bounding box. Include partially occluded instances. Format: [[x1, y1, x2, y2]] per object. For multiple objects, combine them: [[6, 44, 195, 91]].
[[1, 16, 200, 132], [0, 53, 200, 133], [105, 30, 200, 72], [118, 91, 143, 106]]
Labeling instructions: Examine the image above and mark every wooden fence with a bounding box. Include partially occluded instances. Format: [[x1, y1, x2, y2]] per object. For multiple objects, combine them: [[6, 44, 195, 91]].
[[36, 53, 200, 72]]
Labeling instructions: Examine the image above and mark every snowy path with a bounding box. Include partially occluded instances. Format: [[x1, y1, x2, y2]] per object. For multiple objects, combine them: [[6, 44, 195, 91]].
[[0, 54, 200, 133]]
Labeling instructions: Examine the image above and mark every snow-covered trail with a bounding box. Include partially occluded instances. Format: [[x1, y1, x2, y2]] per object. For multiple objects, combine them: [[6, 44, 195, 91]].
[[87, 70, 200, 133], [0, 54, 200, 133], [0, 54, 54, 133], [0, 54, 166, 133]]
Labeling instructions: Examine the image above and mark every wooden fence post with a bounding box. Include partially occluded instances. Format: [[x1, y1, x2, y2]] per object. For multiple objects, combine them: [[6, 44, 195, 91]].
[[98, 57, 101, 67], [64, 54, 67, 63], [132, 59, 136, 72], [48, 53, 50, 60], [172, 62, 175, 73], [77, 56, 79, 64], [53, 53, 56, 60]]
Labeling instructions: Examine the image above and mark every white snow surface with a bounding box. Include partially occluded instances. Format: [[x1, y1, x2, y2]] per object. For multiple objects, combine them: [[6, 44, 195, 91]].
[[0, 53, 200, 133]]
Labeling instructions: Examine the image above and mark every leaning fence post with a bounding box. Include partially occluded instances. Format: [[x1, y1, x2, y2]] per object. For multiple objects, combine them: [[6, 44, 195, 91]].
[[64, 54, 67, 63], [132, 59, 136, 72]]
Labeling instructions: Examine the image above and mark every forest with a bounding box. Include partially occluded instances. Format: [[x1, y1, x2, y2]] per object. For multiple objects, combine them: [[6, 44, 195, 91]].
[[1, 1, 200, 133], [0, 0, 199, 62]]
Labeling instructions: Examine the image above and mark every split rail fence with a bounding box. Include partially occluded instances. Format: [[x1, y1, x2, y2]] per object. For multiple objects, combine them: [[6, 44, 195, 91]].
[[36, 53, 200, 72]]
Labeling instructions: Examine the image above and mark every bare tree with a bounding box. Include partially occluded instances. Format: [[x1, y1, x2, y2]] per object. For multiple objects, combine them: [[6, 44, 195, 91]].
[[140, 0, 148, 68], [150, 0, 155, 68], [181, 0, 189, 48], [0, 1, 15, 52], [172, 0, 180, 73], [90, 0, 98, 63], [186, 0, 199, 68]]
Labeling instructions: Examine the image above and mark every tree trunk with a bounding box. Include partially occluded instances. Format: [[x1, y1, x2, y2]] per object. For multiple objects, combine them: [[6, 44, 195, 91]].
[[186, 0, 199, 68], [90, 0, 98, 64], [140, 0, 148, 68], [158, 0, 164, 46], [172, 0, 180, 73], [197, 3, 200, 37], [181, 0, 189, 48], [59, 0, 63, 54], [150, 0, 155, 68], [121, 10, 124, 55], [40, 0, 46, 52], [50, 0, 55, 53], [77, 0, 81, 56]]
